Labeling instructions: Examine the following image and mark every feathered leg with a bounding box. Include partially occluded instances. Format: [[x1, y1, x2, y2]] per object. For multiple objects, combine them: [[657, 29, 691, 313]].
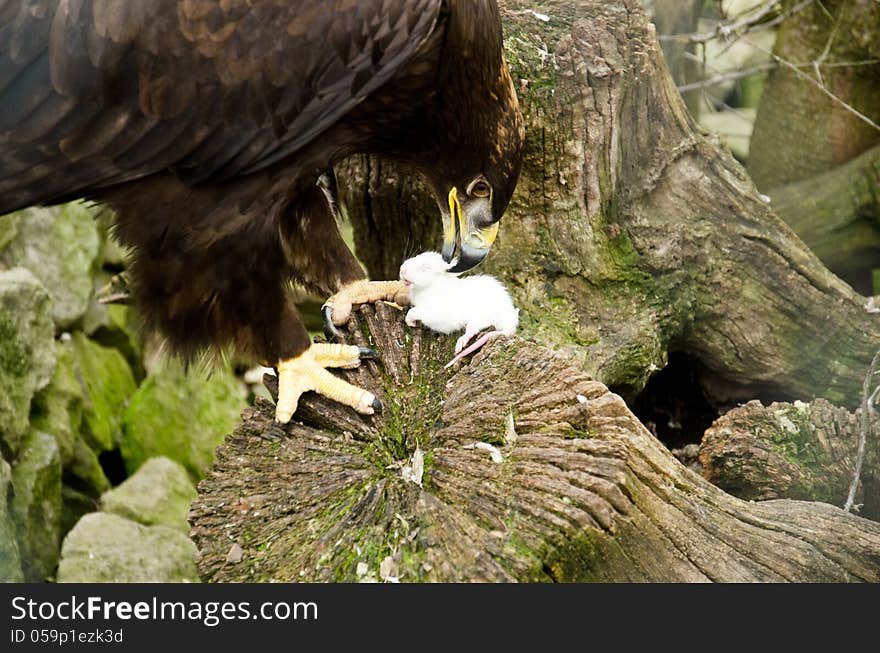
[[108, 173, 382, 424], [270, 179, 391, 422], [309, 170, 409, 340]]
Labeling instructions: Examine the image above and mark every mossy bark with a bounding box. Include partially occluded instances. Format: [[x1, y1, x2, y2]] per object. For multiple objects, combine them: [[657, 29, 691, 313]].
[[340, 0, 880, 407], [191, 308, 880, 582], [192, 0, 880, 582], [700, 399, 880, 520], [768, 143, 880, 294]]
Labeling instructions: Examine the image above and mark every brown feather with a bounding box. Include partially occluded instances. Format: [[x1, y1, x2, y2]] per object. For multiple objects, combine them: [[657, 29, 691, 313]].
[[0, 0, 524, 367]]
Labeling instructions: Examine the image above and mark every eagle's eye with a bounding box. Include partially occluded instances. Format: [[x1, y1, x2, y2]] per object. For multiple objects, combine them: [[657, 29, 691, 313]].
[[469, 179, 491, 198]]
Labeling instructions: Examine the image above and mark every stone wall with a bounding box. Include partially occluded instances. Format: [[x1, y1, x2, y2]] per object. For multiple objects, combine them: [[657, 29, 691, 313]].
[[0, 203, 247, 582]]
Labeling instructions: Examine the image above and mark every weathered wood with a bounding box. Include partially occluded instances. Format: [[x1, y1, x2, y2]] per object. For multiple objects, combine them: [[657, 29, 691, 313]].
[[767, 143, 880, 294], [190, 308, 880, 582], [339, 0, 880, 408], [700, 399, 880, 520]]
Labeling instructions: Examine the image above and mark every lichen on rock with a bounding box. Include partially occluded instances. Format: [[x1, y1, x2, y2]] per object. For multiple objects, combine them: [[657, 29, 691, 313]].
[[10, 429, 62, 581], [0, 268, 55, 456], [56, 512, 199, 583], [0, 203, 101, 330]]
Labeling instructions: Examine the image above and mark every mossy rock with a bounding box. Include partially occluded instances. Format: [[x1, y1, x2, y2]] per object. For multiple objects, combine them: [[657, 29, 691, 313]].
[[88, 304, 145, 382], [0, 458, 24, 581], [0, 202, 101, 330], [69, 332, 137, 452], [10, 430, 62, 581], [56, 512, 199, 583], [29, 340, 111, 497], [60, 485, 99, 537], [121, 361, 246, 482], [101, 457, 196, 531], [30, 340, 83, 465], [0, 268, 56, 456]]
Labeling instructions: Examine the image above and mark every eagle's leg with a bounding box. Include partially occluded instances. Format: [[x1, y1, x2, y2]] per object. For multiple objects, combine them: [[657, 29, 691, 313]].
[[272, 180, 388, 422], [322, 279, 410, 340], [275, 343, 381, 423]]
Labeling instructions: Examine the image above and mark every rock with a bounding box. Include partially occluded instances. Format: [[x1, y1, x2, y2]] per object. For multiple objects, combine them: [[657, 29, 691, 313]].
[[0, 203, 101, 330], [0, 268, 56, 455], [81, 272, 111, 337], [88, 304, 145, 382], [30, 340, 82, 465], [29, 339, 111, 496], [10, 430, 62, 581], [69, 332, 137, 452], [0, 212, 20, 252], [121, 361, 245, 481], [101, 457, 196, 531], [56, 512, 199, 583], [60, 485, 99, 537], [67, 436, 111, 496], [0, 458, 24, 582]]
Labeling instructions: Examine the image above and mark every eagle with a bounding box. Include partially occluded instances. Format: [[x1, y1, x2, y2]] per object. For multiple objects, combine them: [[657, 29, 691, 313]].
[[0, 0, 524, 423]]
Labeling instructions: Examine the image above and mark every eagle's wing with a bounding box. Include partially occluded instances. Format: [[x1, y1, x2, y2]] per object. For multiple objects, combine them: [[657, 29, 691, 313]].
[[0, 0, 443, 214]]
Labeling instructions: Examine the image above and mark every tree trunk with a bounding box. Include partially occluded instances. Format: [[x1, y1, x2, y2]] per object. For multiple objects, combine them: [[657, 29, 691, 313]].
[[744, 0, 880, 293], [190, 0, 880, 582], [747, 0, 880, 192], [340, 0, 880, 408], [190, 308, 880, 582], [768, 143, 880, 294]]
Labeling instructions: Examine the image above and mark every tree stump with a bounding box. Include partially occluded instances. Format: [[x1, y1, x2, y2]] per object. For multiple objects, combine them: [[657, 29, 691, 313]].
[[191, 0, 880, 582], [339, 0, 880, 409], [191, 307, 880, 582], [700, 399, 880, 518]]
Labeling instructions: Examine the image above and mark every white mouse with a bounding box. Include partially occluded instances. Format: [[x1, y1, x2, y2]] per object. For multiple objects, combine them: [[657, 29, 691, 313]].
[[399, 251, 519, 367]]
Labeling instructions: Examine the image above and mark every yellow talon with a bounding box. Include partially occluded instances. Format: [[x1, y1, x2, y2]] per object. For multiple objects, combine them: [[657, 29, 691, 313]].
[[274, 345, 379, 423], [310, 342, 362, 369]]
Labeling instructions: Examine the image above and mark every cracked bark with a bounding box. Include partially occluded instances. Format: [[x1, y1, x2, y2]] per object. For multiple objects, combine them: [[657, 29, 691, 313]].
[[700, 398, 880, 520], [190, 1, 880, 581], [191, 308, 880, 582], [340, 0, 880, 407]]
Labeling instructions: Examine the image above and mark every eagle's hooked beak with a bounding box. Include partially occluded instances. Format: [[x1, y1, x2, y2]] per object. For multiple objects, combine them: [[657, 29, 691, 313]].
[[442, 187, 499, 273]]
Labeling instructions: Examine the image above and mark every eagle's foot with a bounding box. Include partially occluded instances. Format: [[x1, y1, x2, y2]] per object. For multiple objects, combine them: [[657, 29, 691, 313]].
[[322, 280, 409, 340], [274, 343, 381, 423]]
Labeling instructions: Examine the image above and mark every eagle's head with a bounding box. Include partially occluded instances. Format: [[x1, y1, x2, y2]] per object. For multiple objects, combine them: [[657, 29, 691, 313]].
[[429, 73, 524, 273], [420, 0, 525, 273]]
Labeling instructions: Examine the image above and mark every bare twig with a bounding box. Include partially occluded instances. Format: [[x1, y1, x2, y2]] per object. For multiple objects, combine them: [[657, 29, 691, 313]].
[[676, 57, 878, 93], [846, 351, 880, 512], [677, 63, 776, 92], [658, 0, 813, 45], [742, 35, 880, 133]]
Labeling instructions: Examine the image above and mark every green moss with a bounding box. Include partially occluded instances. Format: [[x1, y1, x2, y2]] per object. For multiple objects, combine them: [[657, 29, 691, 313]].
[[543, 530, 607, 582], [30, 341, 83, 464], [70, 333, 137, 452], [120, 361, 245, 482], [0, 309, 29, 377], [375, 332, 448, 464]]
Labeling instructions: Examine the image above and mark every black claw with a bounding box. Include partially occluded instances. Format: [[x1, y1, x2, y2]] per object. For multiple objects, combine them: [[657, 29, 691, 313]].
[[322, 305, 344, 341], [358, 347, 379, 360], [371, 397, 384, 413]]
